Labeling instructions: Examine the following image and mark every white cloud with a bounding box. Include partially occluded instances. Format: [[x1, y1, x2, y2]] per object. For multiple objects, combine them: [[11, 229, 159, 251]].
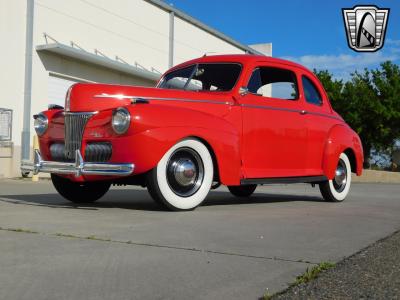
[[280, 41, 400, 80], [283, 52, 398, 71]]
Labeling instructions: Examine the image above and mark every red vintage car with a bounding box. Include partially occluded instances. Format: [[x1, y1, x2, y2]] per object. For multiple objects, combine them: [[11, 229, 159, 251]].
[[22, 55, 363, 211]]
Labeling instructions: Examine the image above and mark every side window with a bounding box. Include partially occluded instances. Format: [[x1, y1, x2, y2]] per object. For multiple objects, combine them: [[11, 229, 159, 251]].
[[302, 76, 322, 105], [247, 67, 298, 100]]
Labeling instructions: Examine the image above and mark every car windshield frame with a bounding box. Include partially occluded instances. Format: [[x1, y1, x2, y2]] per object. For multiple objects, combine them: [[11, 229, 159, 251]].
[[157, 62, 243, 92]]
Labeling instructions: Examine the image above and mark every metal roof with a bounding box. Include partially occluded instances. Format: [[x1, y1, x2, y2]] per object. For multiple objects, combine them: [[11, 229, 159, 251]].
[[144, 0, 263, 55], [36, 43, 161, 82]]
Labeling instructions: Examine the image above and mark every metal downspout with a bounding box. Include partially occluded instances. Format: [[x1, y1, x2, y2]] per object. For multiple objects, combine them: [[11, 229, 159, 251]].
[[21, 0, 34, 161], [168, 11, 174, 68]]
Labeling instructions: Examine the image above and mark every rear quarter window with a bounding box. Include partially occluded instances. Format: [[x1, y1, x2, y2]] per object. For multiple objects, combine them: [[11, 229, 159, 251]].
[[302, 75, 322, 106]]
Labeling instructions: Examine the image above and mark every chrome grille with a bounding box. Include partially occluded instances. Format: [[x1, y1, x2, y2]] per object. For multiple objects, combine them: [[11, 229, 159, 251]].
[[64, 112, 94, 160]]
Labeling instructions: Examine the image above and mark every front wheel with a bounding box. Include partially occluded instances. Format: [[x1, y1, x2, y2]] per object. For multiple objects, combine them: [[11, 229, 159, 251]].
[[319, 153, 352, 202], [51, 174, 111, 203], [146, 139, 213, 211]]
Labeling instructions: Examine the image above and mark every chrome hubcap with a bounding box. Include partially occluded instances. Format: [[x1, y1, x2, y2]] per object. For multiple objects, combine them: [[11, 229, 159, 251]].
[[333, 159, 347, 192], [173, 159, 197, 186], [166, 148, 204, 197]]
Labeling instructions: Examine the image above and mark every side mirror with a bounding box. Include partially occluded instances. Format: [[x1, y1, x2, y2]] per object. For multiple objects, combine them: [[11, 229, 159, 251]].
[[239, 87, 249, 96]]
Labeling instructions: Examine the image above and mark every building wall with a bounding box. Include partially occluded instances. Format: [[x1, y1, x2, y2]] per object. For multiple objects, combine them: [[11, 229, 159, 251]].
[[0, 0, 252, 178], [33, 0, 171, 72], [0, 0, 27, 178], [173, 17, 244, 63]]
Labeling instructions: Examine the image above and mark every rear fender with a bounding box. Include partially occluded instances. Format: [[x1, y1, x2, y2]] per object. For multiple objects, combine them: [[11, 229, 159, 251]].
[[322, 124, 363, 179]]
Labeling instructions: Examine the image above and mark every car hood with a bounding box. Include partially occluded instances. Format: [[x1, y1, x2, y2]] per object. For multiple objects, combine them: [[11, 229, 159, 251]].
[[67, 83, 233, 112]]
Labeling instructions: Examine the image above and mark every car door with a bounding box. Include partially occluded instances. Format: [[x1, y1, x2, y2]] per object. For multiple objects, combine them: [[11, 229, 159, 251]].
[[300, 73, 336, 175], [240, 63, 308, 178]]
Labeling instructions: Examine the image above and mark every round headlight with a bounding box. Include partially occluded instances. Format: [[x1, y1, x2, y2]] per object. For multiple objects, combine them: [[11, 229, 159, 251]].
[[112, 107, 131, 134], [34, 113, 48, 136]]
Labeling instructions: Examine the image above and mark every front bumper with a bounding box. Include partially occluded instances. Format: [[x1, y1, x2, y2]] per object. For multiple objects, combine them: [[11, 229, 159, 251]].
[[21, 149, 134, 177]]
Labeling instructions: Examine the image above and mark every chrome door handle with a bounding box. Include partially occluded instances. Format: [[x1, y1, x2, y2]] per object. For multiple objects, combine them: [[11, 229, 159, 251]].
[[300, 110, 307, 115]]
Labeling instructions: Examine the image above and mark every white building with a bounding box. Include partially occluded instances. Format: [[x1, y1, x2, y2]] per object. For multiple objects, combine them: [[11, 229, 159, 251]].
[[0, 0, 271, 178]]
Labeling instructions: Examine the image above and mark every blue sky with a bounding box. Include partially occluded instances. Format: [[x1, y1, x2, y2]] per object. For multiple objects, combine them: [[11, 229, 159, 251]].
[[169, 0, 400, 79]]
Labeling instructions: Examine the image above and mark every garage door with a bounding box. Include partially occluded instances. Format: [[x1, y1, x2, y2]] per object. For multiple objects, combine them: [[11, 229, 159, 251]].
[[48, 75, 79, 107]]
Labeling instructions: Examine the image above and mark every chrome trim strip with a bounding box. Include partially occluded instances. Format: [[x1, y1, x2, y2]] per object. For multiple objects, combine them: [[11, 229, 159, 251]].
[[241, 103, 300, 114], [146, 97, 234, 105], [63, 111, 98, 115], [240, 104, 342, 121], [93, 95, 341, 120], [94, 94, 234, 105], [94, 94, 135, 99], [21, 150, 134, 177], [307, 111, 343, 121]]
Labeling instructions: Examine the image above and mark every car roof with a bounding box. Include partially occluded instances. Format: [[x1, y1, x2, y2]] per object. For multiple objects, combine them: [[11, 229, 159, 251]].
[[168, 54, 310, 73]]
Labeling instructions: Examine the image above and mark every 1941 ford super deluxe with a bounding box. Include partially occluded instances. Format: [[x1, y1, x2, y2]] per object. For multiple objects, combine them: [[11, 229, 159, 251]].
[[22, 55, 363, 211]]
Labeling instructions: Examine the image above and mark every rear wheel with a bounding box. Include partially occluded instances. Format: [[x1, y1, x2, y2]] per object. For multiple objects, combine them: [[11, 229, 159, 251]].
[[51, 174, 111, 203], [228, 185, 257, 197], [319, 153, 352, 202], [146, 139, 213, 211]]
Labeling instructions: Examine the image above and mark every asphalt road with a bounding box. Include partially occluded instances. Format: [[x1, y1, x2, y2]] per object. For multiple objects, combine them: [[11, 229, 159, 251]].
[[0, 179, 399, 299]]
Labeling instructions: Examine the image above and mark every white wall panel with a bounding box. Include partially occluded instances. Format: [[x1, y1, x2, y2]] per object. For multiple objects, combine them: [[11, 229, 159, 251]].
[[0, 0, 27, 176], [173, 17, 245, 65], [33, 0, 170, 73], [48, 76, 78, 107], [0, 0, 252, 177]]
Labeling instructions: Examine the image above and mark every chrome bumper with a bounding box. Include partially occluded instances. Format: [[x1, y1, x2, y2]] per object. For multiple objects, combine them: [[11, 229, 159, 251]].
[[21, 150, 134, 177]]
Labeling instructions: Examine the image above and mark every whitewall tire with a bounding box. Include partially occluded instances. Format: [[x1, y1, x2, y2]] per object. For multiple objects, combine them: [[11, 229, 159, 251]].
[[146, 139, 213, 211], [319, 152, 352, 202]]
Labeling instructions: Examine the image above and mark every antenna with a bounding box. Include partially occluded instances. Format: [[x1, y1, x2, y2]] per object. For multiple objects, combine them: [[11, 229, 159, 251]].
[[203, 51, 217, 57]]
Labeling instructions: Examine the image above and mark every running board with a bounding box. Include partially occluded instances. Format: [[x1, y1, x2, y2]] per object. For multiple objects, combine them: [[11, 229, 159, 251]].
[[241, 176, 328, 185]]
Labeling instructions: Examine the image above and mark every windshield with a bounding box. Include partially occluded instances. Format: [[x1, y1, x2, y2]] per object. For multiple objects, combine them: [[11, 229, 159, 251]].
[[158, 63, 242, 92]]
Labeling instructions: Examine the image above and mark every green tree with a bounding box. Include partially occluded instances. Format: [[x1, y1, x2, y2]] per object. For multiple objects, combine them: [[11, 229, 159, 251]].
[[315, 61, 400, 167]]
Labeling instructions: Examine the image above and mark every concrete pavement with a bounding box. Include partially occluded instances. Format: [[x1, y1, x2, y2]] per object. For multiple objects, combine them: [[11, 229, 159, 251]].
[[0, 179, 399, 299]]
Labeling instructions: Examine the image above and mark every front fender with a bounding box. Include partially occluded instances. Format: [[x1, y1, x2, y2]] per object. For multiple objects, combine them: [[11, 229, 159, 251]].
[[322, 124, 363, 179], [82, 104, 242, 185], [111, 126, 241, 185]]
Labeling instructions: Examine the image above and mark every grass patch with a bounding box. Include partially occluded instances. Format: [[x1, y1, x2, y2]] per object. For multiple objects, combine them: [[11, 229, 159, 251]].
[[261, 262, 336, 299], [262, 288, 272, 300], [293, 262, 336, 285]]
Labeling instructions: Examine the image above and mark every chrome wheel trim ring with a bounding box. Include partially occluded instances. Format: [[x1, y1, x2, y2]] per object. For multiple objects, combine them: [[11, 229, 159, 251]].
[[333, 159, 347, 193], [166, 147, 204, 197]]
